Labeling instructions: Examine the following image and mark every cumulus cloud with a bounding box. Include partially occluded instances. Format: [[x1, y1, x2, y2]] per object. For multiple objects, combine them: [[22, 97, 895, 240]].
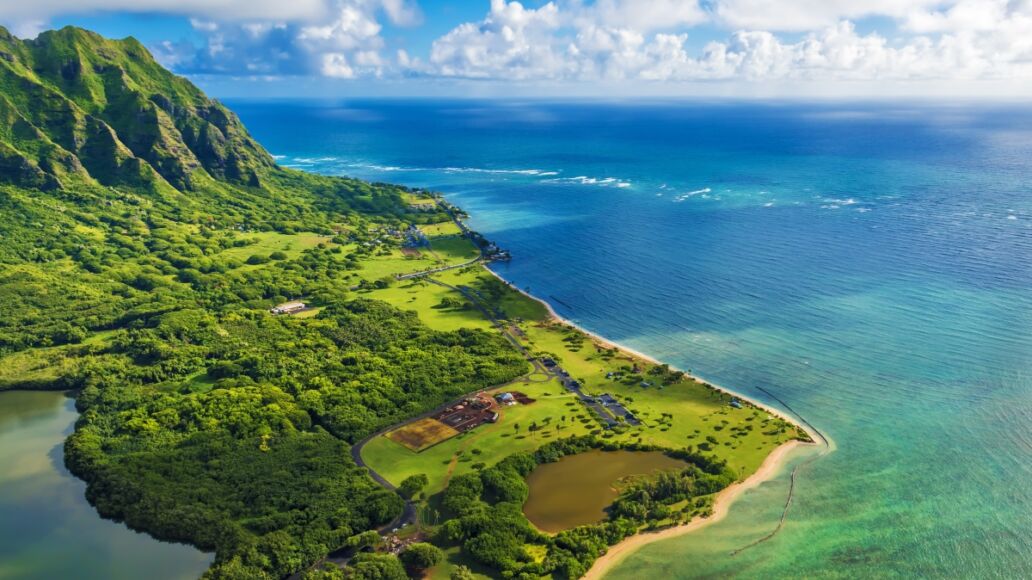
[[6, 0, 1032, 91], [149, 0, 417, 77], [419, 0, 1032, 86], [709, 0, 939, 32]]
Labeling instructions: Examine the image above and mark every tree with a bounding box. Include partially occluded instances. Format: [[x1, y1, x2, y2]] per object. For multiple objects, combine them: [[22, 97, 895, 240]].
[[449, 565, 476, 580], [347, 553, 407, 580], [399, 542, 443, 572], [398, 474, 429, 500]]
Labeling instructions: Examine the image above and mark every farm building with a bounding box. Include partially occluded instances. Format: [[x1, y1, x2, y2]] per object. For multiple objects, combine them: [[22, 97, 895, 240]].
[[271, 301, 306, 315]]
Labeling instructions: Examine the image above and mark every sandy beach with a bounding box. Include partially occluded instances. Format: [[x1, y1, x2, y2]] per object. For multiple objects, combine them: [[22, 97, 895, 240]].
[[582, 439, 806, 580], [483, 266, 828, 445], [481, 265, 830, 577]]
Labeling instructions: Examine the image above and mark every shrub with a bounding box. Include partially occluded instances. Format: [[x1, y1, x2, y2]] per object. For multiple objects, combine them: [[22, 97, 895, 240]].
[[399, 542, 443, 572]]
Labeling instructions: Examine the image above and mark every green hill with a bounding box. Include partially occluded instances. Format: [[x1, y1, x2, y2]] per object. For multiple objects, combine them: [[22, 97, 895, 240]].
[[0, 26, 528, 579], [0, 25, 270, 191]]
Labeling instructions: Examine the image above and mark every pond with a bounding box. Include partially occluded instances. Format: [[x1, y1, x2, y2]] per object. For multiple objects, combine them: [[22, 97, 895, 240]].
[[0, 390, 213, 579], [523, 450, 688, 533]]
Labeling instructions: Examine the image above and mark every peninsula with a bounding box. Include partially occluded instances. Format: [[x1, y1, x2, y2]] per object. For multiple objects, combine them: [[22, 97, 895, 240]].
[[0, 26, 816, 579]]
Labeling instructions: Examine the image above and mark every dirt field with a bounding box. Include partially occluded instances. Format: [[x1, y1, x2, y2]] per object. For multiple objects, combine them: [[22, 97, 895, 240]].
[[401, 247, 422, 257], [386, 418, 459, 452]]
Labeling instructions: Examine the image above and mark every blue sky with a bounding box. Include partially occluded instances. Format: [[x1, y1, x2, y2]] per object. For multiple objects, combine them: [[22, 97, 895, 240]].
[[4, 1, 1032, 98]]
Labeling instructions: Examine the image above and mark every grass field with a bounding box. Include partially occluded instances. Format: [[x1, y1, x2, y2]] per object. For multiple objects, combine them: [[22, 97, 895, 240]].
[[517, 319, 798, 474], [471, 269, 550, 322], [0, 343, 83, 390], [386, 418, 460, 452], [426, 236, 480, 263], [362, 378, 596, 495], [360, 278, 495, 332], [420, 222, 462, 237], [363, 264, 800, 497], [0, 330, 119, 390], [219, 231, 330, 262]]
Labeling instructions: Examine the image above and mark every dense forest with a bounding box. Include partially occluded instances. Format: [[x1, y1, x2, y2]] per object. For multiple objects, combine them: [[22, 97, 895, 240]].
[[0, 26, 527, 578]]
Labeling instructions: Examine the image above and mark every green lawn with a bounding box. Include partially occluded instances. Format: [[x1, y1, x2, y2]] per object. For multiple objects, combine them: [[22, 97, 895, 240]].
[[427, 236, 480, 264], [420, 221, 462, 237], [361, 379, 594, 495], [518, 320, 798, 475], [361, 263, 800, 502], [359, 279, 494, 332], [350, 247, 437, 281], [219, 231, 331, 262]]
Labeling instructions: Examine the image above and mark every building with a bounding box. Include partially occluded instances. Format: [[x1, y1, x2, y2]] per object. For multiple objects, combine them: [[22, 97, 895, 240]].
[[271, 301, 306, 315], [495, 392, 516, 405]]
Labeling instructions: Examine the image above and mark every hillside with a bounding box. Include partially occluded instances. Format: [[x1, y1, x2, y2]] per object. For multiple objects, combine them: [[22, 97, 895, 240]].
[[0, 26, 529, 579], [0, 26, 809, 580]]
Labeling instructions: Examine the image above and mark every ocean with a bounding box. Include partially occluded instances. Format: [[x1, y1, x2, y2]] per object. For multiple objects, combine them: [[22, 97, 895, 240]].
[[232, 99, 1032, 578]]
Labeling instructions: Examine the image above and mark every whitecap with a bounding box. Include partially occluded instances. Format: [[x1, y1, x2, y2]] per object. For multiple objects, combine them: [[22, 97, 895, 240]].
[[542, 175, 631, 188]]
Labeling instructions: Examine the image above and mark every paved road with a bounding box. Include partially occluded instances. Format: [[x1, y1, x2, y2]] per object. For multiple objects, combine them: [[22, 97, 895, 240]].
[[395, 201, 488, 281], [395, 255, 482, 280]]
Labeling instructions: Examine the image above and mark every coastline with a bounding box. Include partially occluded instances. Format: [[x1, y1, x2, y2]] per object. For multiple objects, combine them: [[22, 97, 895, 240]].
[[481, 265, 827, 445], [582, 439, 806, 580], [479, 264, 829, 577]]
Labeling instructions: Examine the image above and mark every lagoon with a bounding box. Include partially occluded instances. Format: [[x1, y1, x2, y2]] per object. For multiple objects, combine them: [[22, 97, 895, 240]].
[[523, 450, 687, 533], [0, 391, 212, 580]]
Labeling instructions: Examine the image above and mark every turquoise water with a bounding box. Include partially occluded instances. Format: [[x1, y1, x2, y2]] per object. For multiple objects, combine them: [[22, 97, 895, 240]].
[[0, 391, 212, 579], [234, 100, 1032, 577]]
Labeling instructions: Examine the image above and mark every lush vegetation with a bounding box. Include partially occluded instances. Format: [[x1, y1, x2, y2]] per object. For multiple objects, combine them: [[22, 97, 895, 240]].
[[433, 436, 736, 579], [0, 25, 528, 579], [0, 24, 810, 580]]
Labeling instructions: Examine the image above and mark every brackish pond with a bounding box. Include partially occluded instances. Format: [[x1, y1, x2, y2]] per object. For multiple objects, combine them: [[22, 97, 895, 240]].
[[0, 390, 212, 579], [523, 450, 688, 532]]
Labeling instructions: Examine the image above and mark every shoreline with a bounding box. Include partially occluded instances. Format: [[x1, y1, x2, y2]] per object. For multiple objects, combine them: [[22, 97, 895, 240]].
[[481, 265, 826, 445], [479, 264, 829, 577], [582, 439, 806, 580]]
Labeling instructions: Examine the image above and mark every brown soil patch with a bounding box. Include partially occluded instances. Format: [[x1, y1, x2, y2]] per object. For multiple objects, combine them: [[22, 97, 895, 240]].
[[386, 418, 459, 452]]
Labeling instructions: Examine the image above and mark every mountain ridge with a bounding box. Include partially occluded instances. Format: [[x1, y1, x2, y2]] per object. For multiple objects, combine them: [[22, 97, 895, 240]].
[[0, 25, 272, 192]]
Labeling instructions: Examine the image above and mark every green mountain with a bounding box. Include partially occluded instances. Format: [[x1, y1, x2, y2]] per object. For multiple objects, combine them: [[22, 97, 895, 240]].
[[0, 26, 528, 579], [0, 25, 270, 191]]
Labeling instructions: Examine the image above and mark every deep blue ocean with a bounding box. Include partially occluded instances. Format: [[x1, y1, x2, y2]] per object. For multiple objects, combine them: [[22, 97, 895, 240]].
[[232, 100, 1032, 578]]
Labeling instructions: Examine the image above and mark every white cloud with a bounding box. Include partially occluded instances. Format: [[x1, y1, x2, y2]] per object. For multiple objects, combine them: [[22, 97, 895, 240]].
[[428, 0, 567, 79], [147, 0, 414, 78], [709, 0, 939, 32], [572, 0, 707, 32], [321, 53, 355, 78], [7, 0, 1032, 93], [418, 0, 1032, 89]]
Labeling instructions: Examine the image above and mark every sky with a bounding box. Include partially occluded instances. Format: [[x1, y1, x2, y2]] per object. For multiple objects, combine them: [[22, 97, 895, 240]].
[[3, 0, 1032, 98]]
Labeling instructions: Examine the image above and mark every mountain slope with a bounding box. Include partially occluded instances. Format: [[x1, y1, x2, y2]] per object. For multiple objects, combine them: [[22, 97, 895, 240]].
[[0, 26, 271, 191], [0, 26, 530, 580]]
